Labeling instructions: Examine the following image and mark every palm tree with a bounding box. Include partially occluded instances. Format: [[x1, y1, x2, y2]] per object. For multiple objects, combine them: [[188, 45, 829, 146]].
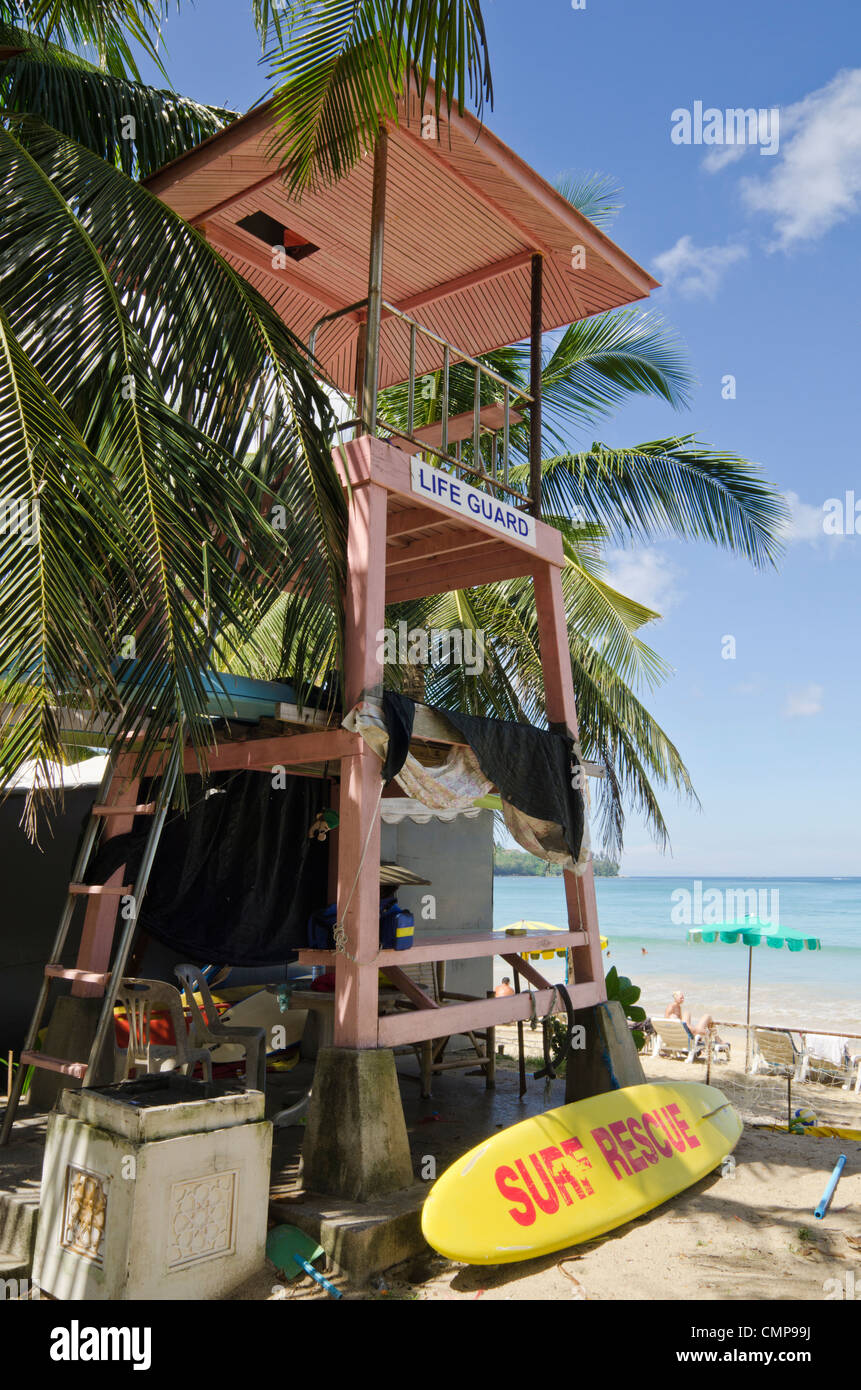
[[267, 0, 493, 192], [0, 0, 347, 834], [0, 3, 787, 859]]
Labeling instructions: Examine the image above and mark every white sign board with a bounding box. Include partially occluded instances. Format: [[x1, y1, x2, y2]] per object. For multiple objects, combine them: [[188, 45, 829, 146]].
[[410, 459, 536, 548]]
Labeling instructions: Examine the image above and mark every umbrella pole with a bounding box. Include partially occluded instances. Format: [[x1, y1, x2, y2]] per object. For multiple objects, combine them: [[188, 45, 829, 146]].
[[745, 945, 753, 1072]]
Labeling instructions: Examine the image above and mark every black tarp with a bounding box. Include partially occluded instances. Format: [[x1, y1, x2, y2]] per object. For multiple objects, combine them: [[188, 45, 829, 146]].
[[382, 691, 584, 861], [87, 772, 329, 966]]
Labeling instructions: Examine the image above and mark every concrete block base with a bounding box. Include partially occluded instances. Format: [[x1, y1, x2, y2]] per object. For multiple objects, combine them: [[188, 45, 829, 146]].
[[564, 1000, 646, 1103], [271, 1183, 428, 1286], [33, 1081, 272, 1300], [301, 1047, 414, 1201]]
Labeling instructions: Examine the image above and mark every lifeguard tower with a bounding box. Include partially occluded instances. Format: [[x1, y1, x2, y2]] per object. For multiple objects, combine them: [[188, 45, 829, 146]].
[[3, 87, 656, 1198]]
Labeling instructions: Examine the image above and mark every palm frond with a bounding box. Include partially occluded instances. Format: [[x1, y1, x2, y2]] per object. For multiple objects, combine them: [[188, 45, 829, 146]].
[[267, 0, 492, 193], [0, 48, 236, 177], [0, 0, 172, 81], [0, 117, 345, 816], [537, 438, 789, 566], [0, 303, 126, 837], [555, 170, 624, 229]]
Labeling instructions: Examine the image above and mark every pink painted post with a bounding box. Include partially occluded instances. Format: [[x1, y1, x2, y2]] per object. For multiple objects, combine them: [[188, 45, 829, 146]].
[[71, 762, 140, 999], [532, 562, 606, 995], [334, 478, 389, 1047]]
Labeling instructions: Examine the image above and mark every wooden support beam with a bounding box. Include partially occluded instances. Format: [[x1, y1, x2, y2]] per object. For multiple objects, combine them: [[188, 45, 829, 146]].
[[532, 561, 606, 995], [299, 928, 587, 966], [205, 223, 345, 313], [334, 477, 389, 1048], [378, 980, 603, 1047], [383, 250, 534, 319], [386, 534, 493, 572], [386, 506, 446, 539], [386, 548, 535, 602], [530, 253, 543, 519], [362, 123, 389, 433], [381, 966, 439, 1011], [149, 728, 361, 778], [500, 953, 554, 991]]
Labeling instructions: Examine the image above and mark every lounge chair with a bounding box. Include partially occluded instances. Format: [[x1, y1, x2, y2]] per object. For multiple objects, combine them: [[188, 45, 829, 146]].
[[803, 1034, 859, 1090], [750, 1028, 808, 1081], [650, 1018, 703, 1064]]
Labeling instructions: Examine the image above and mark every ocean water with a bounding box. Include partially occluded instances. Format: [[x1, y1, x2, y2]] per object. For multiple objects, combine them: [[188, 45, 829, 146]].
[[492, 876, 861, 1035]]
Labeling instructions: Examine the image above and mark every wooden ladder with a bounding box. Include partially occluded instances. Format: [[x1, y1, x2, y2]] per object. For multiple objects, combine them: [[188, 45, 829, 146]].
[[0, 748, 179, 1145]]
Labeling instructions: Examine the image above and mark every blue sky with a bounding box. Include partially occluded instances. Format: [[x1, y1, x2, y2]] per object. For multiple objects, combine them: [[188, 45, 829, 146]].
[[138, 0, 860, 874]]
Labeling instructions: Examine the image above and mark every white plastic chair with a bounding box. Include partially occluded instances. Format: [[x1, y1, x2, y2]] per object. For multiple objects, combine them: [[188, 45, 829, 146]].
[[175, 964, 266, 1092], [115, 978, 213, 1082]]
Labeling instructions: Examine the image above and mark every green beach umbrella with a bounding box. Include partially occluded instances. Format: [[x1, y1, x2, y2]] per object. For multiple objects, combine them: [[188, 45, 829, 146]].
[[686, 922, 822, 1070]]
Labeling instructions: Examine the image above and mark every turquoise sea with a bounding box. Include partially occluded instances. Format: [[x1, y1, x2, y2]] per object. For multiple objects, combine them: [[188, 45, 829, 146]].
[[492, 877, 861, 1035]]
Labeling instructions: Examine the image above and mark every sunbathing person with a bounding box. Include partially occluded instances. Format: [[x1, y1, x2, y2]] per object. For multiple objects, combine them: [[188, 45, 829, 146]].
[[665, 990, 717, 1042]]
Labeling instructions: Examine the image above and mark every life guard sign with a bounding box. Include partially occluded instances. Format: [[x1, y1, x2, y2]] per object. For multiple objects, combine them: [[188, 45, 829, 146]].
[[410, 459, 537, 548]]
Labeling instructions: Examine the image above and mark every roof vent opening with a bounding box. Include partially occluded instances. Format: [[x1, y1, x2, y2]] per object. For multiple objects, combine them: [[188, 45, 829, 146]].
[[237, 211, 319, 262]]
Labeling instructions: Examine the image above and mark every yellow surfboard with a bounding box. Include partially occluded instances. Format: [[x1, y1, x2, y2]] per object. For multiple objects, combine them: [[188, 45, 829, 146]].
[[421, 1081, 742, 1264]]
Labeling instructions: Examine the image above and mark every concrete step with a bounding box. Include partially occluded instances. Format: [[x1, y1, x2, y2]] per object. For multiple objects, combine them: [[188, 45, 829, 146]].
[[0, 1189, 40, 1266], [0, 1253, 32, 1297]]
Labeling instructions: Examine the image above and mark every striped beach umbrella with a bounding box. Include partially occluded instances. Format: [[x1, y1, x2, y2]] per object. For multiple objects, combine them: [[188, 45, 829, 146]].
[[687, 922, 821, 1069]]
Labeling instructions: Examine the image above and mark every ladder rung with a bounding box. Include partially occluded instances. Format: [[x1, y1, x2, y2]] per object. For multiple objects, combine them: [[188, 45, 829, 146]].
[[68, 883, 132, 896], [92, 803, 156, 816], [19, 1052, 87, 1079], [44, 964, 110, 986]]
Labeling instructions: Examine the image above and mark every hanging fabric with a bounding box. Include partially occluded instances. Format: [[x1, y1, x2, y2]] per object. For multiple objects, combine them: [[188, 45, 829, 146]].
[[86, 772, 329, 965], [343, 694, 590, 873], [342, 701, 492, 812]]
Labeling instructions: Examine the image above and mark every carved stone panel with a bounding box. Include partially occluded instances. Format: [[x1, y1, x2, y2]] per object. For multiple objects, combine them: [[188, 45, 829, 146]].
[[61, 1165, 108, 1266], [167, 1171, 237, 1269]]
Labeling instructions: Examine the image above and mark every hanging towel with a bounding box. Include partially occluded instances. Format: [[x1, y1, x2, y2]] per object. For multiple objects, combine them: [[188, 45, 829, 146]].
[[805, 1034, 849, 1068]]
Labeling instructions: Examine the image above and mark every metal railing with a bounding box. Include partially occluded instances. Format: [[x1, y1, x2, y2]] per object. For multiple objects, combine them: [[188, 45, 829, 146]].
[[309, 300, 534, 510]]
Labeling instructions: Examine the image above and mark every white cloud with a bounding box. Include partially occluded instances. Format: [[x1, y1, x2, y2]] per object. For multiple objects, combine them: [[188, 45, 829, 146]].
[[780, 490, 828, 544], [783, 683, 824, 718], [652, 234, 748, 298], [702, 144, 749, 174], [741, 68, 861, 248], [603, 548, 682, 615]]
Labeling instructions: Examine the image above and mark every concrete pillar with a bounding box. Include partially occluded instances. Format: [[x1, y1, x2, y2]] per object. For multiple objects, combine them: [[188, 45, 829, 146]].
[[564, 1000, 645, 1104], [301, 1047, 413, 1202]]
